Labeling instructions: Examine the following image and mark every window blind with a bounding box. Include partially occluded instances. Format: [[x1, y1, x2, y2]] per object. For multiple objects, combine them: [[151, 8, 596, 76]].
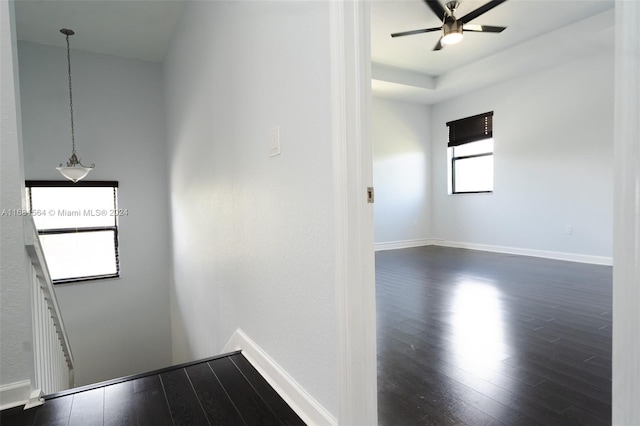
[[447, 111, 493, 147]]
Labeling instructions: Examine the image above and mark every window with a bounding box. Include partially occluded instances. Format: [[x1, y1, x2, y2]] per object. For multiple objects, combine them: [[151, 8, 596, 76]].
[[26, 181, 120, 284], [447, 111, 494, 194]]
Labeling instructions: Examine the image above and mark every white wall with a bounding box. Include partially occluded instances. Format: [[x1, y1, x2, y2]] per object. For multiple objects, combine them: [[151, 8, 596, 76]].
[[373, 97, 431, 245], [0, 0, 33, 403], [18, 41, 173, 386], [430, 52, 614, 259], [163, 1, 338, 416]]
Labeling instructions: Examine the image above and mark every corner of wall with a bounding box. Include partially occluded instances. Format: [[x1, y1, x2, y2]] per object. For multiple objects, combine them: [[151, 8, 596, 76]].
[[1, 0, 35, 399]]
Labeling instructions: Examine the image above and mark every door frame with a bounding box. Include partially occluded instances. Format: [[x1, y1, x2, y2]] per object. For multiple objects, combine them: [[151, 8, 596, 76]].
[[331, 1, 640, 424], [612, 1, 640, 424], [330, 0, 377, 424]]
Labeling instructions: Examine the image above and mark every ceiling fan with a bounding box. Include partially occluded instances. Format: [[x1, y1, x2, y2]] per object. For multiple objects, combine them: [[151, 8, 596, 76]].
[[391, 0, 508, 50]]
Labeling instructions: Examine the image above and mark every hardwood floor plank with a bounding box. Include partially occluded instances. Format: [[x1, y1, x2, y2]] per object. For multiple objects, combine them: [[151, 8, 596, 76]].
[[130, 374, 173, 426], [33, 395, 73, 426], [501, 355, 611, 402], [378, 357, 478, 425], [103, 380, 135, 426], [380, 347, 538, 426], [1, 354, 305, 425], [0, 404, 38, 426], [133, 386, 174, 426], [68, 387, 104, 426], [376, 246, 612, 426], [229, 354, 305, 426], [378, 387, 463, 426], [534, 380, 611, 421], [133, 374, 163, 393], [207, 357, 281, 425], [185, 362, 247, 426], [562, 405, 612, 426], [160, 368, 210, 426], [380, 331, 577, 425], [379, 320, 548, 388]]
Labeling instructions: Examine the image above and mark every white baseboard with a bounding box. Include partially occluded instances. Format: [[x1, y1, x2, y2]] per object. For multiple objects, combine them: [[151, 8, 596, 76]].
[[434, 240, 613, 266], [375, 238, 613, 265], [0, 380, 31, 411], [223, 328, 337, 426], [24, 389, 44, 409], [374, 238, 435, 251]]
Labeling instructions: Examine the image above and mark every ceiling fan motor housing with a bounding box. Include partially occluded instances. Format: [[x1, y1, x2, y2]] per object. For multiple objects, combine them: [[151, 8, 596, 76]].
[[442, 18, 463, 44], [445, 1, 460, 15]]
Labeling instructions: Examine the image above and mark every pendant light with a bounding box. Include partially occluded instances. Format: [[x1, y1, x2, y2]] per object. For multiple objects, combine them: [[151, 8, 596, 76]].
[[56, 28, 94, 183]]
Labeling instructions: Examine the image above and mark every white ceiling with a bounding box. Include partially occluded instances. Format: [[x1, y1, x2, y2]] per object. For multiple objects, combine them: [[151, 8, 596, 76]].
[[371, 0, 613, 76], [13, 0, 615, 102], [14, 0, 184, 62], [371, 0, 615, 103]]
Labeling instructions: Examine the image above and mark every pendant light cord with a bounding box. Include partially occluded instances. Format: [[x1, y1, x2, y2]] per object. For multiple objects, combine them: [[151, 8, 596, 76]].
[[65, 33, 76, 156], [56, 28, 94, 180]]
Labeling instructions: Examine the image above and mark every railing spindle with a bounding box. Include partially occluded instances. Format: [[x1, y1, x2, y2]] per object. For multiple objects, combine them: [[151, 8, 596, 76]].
[[24, 216, 74, 396]]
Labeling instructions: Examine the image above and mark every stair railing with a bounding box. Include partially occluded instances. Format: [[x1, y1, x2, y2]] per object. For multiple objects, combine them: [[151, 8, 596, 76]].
[[23, 215, 74, 400]]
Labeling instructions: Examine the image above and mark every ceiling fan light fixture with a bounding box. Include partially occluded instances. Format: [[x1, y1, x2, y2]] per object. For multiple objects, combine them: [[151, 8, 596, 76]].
[[391, 0, 508, 50], [442, 20, 463, 45]]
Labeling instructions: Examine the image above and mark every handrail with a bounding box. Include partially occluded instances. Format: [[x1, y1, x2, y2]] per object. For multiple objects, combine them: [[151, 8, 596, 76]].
[[23, 215, 74, 371]]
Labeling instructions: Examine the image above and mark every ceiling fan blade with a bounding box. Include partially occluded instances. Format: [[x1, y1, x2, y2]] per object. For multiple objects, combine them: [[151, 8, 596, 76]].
[[433, 38, 444, 51], [425, 0, 447, 22], [459, 0, 507, 24], [463, 24, 506, 33], [391, 27, 442, 38]]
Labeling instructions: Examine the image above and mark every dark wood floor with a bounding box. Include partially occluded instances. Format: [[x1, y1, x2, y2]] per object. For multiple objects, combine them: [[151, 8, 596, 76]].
[[1, 352, 304, 426], [376, 246, 612, 426]]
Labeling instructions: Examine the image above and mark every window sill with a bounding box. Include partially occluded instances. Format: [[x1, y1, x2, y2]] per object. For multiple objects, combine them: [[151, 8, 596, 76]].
[[53, 274, 120, 285], [449, 191, 493, 195]]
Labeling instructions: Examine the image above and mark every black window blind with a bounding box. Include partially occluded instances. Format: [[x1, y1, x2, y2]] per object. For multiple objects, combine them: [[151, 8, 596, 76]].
[[447, 111, 493, 147]]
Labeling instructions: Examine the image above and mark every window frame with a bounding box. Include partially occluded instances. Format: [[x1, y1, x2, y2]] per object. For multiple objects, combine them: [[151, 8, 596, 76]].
[[446, 111, 494, 195], [450, 142, 494, 194], [26, 180, 120, 285]]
